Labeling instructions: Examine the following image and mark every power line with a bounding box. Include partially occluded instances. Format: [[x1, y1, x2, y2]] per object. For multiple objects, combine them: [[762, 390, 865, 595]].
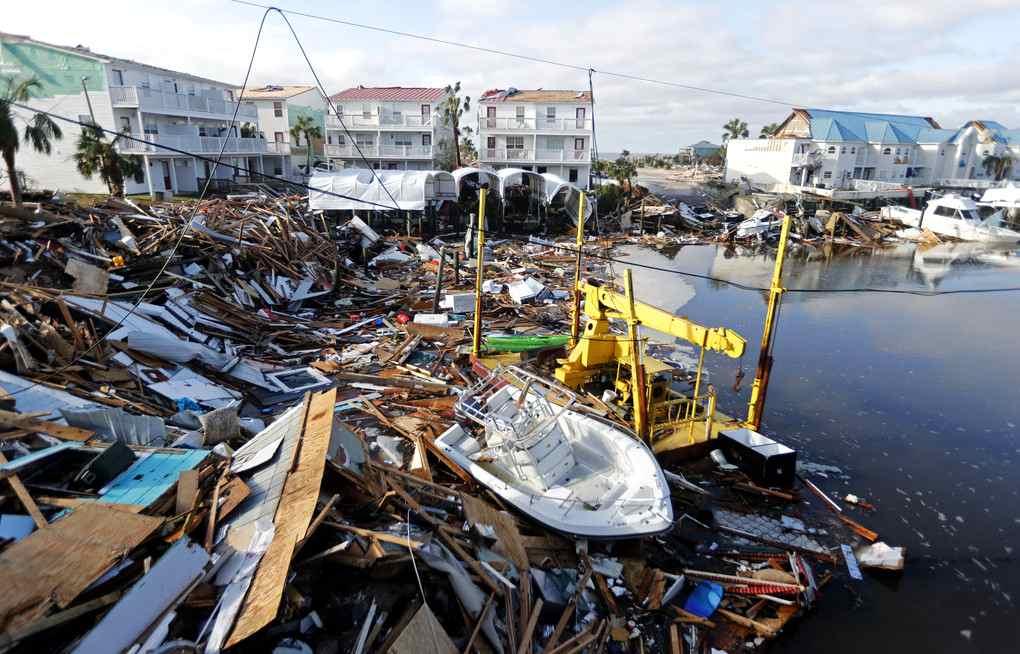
[[229, 0, 793, 107], [3, 7, 275, 397]]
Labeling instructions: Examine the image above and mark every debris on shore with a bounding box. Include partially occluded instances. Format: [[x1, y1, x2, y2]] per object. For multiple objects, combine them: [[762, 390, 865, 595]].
[[0, 192, 900, 653]]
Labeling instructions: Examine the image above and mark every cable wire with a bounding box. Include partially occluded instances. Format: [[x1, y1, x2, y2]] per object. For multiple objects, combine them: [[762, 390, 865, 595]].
[[3, 7, 274, 397], [230, 0, 793, 106]]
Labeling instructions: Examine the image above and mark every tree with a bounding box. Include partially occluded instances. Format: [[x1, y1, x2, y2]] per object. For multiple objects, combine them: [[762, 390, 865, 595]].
[[722, 118, 749, 143], [1, 77, 63, 205], [759, 122, 780, 138], [239, 122, 258, 138], [982, 152, 1014, 181], [441, 82, 470, 169], [458, 125, 478, 165], [73, 123, 142, 197], [290, 115, 322, 175], [611, 156, 637, 196]]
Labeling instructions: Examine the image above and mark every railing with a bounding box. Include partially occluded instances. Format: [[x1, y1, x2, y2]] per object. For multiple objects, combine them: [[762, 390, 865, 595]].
[[791, 152, 820, 167], [535, 149, 588, 162], [325, 144, 378, 157], [379, 145, 433, 157], [649, 387, 718, 444], [116, 133, 267, 154], [326, 114, 437, 129], [265, 141, 291, 155], [483, 148, 533, 161], [479, 116, 592, 131], [109, 85, 258, 120], [847, 179, 908, 191], [935, 178, 1008, 189]]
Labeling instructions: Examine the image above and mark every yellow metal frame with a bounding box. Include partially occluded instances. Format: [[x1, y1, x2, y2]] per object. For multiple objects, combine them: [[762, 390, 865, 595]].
[[471, 189, 487, 356]]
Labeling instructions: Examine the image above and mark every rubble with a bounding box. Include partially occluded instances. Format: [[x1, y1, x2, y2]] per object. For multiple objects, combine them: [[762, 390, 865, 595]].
[[0, 191, 902, 653]]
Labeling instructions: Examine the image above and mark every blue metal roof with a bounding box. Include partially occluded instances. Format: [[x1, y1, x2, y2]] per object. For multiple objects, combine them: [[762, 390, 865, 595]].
[[915, 127, 961, 144], [98, 449, 209, 507], [804, 108, 935, 144]]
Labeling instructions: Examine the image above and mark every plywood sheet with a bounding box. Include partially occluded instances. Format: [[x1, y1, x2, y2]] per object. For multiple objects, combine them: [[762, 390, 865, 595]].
[[385, 602, 457, 654], [461, 493, 530, 571], [225, 388, 337, 646], [0, 504, 162, 632]]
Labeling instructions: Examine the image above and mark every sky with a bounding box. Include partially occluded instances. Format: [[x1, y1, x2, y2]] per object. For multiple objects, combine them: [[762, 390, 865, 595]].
[[5, 0, 1020, 152]]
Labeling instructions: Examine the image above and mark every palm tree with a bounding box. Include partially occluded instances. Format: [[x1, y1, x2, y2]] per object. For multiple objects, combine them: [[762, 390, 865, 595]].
[[441, 82, 470, 169], [73, 124, 141, 197], [612, 156, 637, 196], [1, 77, 63, 206], [239, 122, 258, 138], [759, 122, 780, 139], [289, 115, 322, 175], [458, 125, 478, 165], [722, 118, 749, 143]]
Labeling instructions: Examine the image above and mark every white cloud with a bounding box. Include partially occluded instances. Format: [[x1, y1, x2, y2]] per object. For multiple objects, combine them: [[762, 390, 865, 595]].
[[4, 0, 1019, 152]]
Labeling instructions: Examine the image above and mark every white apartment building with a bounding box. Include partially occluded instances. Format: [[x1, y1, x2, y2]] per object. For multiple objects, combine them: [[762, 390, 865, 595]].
[[323, 87, 453, 171], [1, 32, 267, 198], [725, 108, 1020, 191], [241, 85, 326, 180], [477, 88, 593, 189]]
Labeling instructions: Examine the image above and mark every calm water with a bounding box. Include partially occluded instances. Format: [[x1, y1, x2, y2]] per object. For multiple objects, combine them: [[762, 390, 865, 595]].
[[619, 242, 1020, 653]]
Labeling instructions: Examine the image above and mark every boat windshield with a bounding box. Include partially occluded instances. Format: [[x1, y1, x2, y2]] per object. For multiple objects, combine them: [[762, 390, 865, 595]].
[[957, 209, 981, 222]]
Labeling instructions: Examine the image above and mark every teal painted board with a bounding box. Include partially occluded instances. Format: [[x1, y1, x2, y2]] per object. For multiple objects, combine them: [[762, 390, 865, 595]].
[[99, 450, 209, 507]]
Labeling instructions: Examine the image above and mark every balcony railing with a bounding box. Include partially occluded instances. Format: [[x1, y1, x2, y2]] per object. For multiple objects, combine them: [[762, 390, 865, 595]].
[[325, 144, 433, 158], [535, 149, 588, 162], [110, 85, 258, 120], [116, 133, 267, 155], [326, 114, 436, 129], [265, 141, 291, 155], [326, 144, 379, 157], [478, 116, 592, 131], [483, 148, 533, 162]]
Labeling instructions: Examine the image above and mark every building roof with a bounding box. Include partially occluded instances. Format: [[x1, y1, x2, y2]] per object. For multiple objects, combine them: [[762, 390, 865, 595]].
[[479, 88, 592, 103], [239, 84, 316, 100], [791, 108, 940, 144], [0, 31, 238, 88], [690, 140, 720, 148], [329, 86, 447, 102]]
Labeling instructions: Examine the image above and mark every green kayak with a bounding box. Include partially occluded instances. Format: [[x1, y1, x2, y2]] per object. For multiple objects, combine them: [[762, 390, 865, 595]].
[[483, 334, 570, 353]]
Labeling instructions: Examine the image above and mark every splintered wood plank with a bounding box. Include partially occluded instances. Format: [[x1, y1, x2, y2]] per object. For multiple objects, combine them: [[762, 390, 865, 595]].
[[0, 450, 46, 528], [0, 504, 162, 632], [460, 493, 529, 572], [225, 388, 337, 647]]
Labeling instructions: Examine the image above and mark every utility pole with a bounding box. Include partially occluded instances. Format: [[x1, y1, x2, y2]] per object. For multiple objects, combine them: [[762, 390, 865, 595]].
[[80, 77, 97, 126]]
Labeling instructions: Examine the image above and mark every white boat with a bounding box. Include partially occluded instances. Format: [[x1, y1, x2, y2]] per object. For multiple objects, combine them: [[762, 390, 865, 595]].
[[881, 194, 1020, 243], [734, 209, 782, 238], [435, 367, 673, 539]]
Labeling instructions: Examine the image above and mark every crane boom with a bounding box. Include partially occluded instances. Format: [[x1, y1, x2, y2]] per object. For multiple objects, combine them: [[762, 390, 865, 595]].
[[581, 280, 746, 357]]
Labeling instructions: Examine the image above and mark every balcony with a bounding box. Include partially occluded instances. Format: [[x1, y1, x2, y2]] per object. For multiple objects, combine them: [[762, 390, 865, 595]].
[[325, 144, 433, 159], [110, 86, 258, 121], [116, 133, 267, 155], [265, 141, 291, 155], [326, 114, 436, 129], [478, 116, 592, 132], [483, 148, 533, 162], [535, 149, 589, 163]]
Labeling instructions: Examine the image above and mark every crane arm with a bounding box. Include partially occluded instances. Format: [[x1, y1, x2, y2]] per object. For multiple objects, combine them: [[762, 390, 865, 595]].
[[582, 280, 747, 358]]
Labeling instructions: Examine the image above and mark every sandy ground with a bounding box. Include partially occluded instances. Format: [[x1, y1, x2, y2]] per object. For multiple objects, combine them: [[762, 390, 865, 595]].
[[635, 168, 716, 205]]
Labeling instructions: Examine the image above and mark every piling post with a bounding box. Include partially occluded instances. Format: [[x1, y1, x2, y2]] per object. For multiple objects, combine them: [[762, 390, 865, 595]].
[[472, 189, 488, 356], [569, 193, 587, 349]]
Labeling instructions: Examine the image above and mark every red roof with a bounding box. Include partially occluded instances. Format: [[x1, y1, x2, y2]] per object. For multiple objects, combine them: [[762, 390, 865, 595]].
[[329, 86, 446, 102]]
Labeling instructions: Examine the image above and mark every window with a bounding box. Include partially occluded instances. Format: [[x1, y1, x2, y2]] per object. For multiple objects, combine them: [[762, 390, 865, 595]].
[[486, 136, 496, 149], [144, 122, 158, 135], [421, 104, 430, 119], [133, 167, 144, 184], [934, 205, 956, 217], [827, 146, 835, 154], [225, 89, 234, 101], [394, 136, 412, 147], [274, 165, 283, 176], [537, 166, 548, 174], [840, 147, 846, 154], [516, 106, 525, 123], [506, 136, 525, 150], [823, 171, 832, 179], [851, 147, 856, 154], [273, 102, 283, 118], [568, 168, 578, 183], [574, 137, 585, 151], [883, 147, 891, 155], [422, 134, 431, 146], [939, 149, 945, 156], [274, 131, 284, 143], [336, 135, 346, 146], [546, 106, 556, 119], [327, 134, 333, 145], [575, 107, 586, 128], [362, 104, 371, 119], [119, 116, 131, 133], [112, 69, 124, 86]]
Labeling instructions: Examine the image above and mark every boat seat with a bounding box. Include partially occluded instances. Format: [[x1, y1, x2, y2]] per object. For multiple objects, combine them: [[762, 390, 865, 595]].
[[505, 420, 577, 491]]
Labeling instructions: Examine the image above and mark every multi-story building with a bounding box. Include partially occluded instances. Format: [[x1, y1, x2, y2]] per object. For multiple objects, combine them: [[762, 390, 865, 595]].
[[725, 108, 1020, 191], [323, 86, 453, 171], [0, 31, 267, 198], [240, 85, 325, 180], [477, 88, 592, 188]]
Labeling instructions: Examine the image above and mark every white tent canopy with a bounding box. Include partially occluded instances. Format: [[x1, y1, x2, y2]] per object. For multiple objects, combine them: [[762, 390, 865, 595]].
[[495, 168, 545, 200], [541, 173, 593, 223], [451, 167, 499, 195], [308, 170, 457, 211]]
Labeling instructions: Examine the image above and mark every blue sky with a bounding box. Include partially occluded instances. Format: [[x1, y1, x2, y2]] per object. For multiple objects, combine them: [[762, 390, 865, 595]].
[[6, 0, 1020, 151]]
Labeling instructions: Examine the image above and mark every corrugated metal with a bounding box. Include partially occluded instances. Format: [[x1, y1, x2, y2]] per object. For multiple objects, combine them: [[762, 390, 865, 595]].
[[329, 86, 446, 102], [60, 406, 167, 446]]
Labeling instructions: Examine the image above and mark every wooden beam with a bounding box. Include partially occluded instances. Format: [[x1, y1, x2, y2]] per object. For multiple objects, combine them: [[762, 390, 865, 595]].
[[0, 450, 46, 528], [461, 592, 495, 654], [541, 569, 591, 654], [294, 493, 339, 556], [324, 521, 426, 549], [516, 597, 543, 654]]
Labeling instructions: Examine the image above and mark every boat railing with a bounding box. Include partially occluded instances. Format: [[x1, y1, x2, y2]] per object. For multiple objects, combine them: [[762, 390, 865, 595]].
[[649, 386, 718, 444]]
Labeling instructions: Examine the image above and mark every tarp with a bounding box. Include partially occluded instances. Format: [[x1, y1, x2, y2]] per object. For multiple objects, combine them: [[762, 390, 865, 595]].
[[308, 170, 456, 211]]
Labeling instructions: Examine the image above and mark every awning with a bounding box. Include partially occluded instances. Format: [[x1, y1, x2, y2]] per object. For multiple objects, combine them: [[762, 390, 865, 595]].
[[308, 170, 457, 211]]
